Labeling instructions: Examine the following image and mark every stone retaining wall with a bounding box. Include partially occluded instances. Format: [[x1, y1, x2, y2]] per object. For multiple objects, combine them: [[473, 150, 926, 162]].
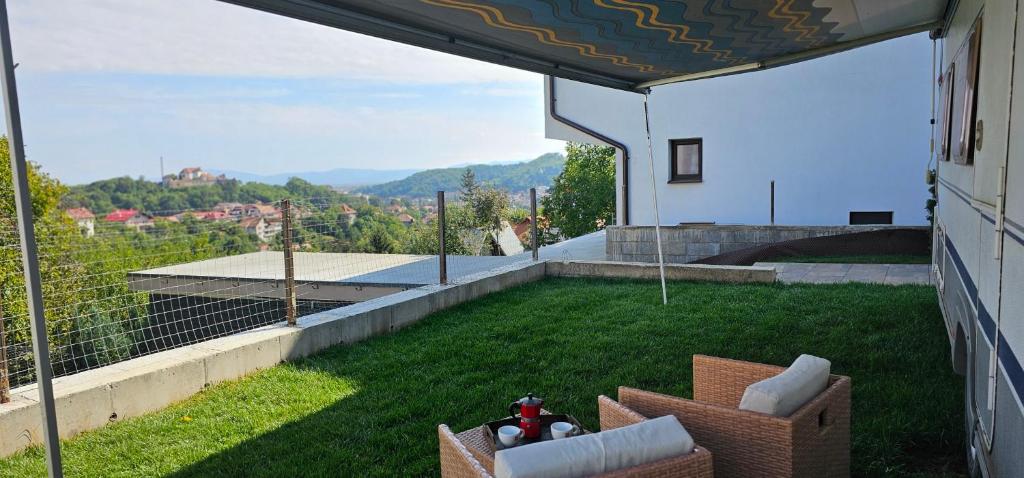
[[606, 225, 920, 263]]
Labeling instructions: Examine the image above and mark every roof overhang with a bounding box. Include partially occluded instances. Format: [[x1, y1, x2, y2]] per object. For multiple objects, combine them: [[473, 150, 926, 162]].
[[220, 0, 949, 92]]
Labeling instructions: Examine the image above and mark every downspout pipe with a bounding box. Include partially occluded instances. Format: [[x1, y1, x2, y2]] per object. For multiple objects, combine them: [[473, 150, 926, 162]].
[[547, 76, 631, 225]]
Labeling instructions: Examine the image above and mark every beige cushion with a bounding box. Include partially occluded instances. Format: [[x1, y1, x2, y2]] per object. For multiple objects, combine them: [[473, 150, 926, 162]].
[[494, 415, 693, 478], [739, 354, 831, 417]]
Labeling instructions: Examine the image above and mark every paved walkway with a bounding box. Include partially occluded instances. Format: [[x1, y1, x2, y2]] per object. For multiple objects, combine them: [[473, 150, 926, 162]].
[[753, 262, 931, 285], [524, 230, 607, 262]]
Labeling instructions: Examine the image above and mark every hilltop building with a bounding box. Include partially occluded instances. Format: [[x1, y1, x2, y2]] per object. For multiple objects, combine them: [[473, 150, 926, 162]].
[[162, 167, 227, 189]]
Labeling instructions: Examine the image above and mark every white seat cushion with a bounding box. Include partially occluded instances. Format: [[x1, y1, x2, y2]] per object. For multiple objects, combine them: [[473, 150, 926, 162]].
[[494, 415, 694, 478], [738, 354, 831, 417], [598, 415, 695, 472]]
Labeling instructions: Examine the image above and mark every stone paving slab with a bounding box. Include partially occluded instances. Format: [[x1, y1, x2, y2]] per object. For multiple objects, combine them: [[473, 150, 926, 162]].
[[754, 262, 931, 285]]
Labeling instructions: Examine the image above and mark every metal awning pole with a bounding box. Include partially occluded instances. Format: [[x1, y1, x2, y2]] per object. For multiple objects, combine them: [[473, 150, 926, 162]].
[[642, 93, 667, 305], [0, 1, 64, 476]]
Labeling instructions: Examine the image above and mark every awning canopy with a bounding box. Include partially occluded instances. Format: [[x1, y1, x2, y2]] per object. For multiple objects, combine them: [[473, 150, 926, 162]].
[[222, 0, 950, 91]]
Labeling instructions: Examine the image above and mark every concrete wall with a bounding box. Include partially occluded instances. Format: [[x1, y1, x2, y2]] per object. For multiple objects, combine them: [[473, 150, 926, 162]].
[[546, 260, 774, 283], [606, 224, 916, 263], [545, 34, 932, 227]]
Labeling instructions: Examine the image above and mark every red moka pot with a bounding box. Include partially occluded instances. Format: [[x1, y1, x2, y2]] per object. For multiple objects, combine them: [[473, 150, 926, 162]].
[[509, 393, 544, 439]]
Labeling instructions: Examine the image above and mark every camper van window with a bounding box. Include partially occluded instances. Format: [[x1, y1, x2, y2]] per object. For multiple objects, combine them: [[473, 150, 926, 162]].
[[937, 63, 954, 162], [951, 17, 982, 165], [669, 138, 702, 183]]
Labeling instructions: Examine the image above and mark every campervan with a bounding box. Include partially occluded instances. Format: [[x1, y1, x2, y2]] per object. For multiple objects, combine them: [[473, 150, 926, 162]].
[[932, 1, 1024, 476]]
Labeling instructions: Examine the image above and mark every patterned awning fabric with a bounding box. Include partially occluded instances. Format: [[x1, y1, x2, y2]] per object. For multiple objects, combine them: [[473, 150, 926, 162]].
[[222, 0, 949, 91]]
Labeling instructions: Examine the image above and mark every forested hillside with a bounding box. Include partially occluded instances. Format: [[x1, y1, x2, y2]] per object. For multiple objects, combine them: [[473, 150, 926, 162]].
[[63, 176, 355, 214], [358, 152, 565, 198]]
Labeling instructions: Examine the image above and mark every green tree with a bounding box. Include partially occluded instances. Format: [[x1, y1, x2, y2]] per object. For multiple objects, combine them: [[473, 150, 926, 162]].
[[542, 142, 616, 238], [405, 204, 472, 255], [357, 224, 398, 253], [459, 168, 479, 204], [0, 137, 88, 381]]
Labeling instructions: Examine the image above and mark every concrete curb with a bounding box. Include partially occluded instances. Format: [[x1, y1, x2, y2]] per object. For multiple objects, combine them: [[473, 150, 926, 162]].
[[545, 260, 776, 283]]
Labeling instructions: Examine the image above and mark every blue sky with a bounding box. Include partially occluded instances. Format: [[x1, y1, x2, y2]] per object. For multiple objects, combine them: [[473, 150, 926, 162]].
[[4, 0, 565, 184]]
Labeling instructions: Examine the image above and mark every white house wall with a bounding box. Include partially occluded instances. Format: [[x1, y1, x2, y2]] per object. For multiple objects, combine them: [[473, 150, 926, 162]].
[[545, 34, 932, 227]]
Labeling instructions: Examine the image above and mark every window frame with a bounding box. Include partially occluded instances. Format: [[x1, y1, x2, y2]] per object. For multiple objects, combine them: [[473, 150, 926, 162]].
[[937, 62, 954, 162], [668, 138, 703, 183], [951, 16, 982, 165]]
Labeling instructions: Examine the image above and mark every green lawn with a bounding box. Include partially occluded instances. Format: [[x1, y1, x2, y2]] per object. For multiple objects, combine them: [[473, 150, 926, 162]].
[[0, 278, 964, 477], [772, 254, 932, 264]]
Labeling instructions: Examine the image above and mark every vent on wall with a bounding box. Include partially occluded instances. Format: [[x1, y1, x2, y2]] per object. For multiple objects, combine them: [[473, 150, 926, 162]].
[[849, 211, 893, 225]]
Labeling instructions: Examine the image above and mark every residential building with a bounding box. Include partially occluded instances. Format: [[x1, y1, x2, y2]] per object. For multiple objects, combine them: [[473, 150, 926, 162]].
[[162, 167, 227, 188], [65, 207, 95, 237], [512, 216, 548, 244], [263, 217, 283, 239], [213, 202, 244, 215], [397, 213, 415, 225], [239, 216, 271, 242], [545, 35, 931, 228], [338, 203, 358, 225], [243, 203, 280, 218], [196, 211, 230, 221], [104, 209, 155, 231]]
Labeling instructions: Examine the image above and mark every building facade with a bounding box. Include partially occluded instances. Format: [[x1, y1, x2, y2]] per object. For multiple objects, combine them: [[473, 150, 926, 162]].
[[545, 34, 932, 228]]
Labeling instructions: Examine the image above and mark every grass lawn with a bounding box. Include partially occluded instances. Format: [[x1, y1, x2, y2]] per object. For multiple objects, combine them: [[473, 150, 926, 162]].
[[0, 278, 963, 477], [772, 254, 932, 264]]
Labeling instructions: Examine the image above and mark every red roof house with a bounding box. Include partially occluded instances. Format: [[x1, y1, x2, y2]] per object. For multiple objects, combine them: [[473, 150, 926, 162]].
[[104, 209, 139, 222], [65, 208, 95, 220]]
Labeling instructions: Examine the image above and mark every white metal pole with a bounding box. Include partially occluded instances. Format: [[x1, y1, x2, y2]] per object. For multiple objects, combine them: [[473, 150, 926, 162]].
[[642, 93, 668, 305], [0, 2, 64, 476]]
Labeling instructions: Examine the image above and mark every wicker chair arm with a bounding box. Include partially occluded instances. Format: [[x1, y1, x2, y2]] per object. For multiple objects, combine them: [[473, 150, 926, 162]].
[[619, 386, 796, 477], [597, 445, 714, 478], [598, 394, 648, 430], [439, 425, 493, 478], [787, 375, 852, 477], [692, 354, 787, 407]]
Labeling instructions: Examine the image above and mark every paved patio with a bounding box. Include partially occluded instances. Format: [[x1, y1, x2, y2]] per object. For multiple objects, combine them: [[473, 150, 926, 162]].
[[753, 262, 931, 285]]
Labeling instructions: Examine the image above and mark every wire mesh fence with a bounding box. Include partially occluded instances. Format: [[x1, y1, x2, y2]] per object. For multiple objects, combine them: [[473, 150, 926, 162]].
[[0, 189, 543, 396]]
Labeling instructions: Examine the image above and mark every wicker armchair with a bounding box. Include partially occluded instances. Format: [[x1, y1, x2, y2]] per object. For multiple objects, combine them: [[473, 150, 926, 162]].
[[617, 355, 851, 478], [437, 395, 713, 478]]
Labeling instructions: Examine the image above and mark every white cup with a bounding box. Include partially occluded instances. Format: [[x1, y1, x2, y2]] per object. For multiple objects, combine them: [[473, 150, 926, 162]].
[[550, 421, 579, 439], [498, 425, 524, 446]]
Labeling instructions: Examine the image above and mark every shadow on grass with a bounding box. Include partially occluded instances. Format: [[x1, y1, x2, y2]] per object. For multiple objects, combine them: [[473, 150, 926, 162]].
[[153, 278, 964, 477]]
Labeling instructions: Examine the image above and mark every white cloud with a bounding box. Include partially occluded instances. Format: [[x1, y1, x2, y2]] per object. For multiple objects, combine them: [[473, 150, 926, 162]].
[[9, 0, 539, 84]]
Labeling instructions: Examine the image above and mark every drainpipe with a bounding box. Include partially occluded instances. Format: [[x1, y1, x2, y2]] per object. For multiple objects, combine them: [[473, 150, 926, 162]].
[[547, 76, 631, 225]]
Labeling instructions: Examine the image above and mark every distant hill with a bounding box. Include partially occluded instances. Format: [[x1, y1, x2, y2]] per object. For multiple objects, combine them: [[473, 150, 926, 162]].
[[358, 153, 566, 198], [208, 167, 421, 188]]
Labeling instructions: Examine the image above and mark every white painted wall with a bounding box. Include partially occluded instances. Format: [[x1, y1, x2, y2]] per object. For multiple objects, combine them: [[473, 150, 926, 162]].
[[545, 33, 932, 227]]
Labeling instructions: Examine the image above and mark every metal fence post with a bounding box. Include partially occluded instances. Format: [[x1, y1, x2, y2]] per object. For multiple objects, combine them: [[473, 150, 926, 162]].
[[530, 188, 538, 261], [0, 288, 9, 404], [281, 199, 297, 326], [0, 1, 63, 474], [437, 191, 447, 285]]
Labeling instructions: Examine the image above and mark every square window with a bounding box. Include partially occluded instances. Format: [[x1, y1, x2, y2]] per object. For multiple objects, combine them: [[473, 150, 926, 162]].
[[669, 138, 702, 183]]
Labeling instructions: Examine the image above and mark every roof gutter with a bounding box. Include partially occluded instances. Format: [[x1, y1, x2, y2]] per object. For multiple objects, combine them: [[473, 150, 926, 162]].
[[547, 76, 631, 225]]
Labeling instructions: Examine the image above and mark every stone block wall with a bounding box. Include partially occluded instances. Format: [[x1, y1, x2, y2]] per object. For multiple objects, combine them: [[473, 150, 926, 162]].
[[606, 225, 919, 263]]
